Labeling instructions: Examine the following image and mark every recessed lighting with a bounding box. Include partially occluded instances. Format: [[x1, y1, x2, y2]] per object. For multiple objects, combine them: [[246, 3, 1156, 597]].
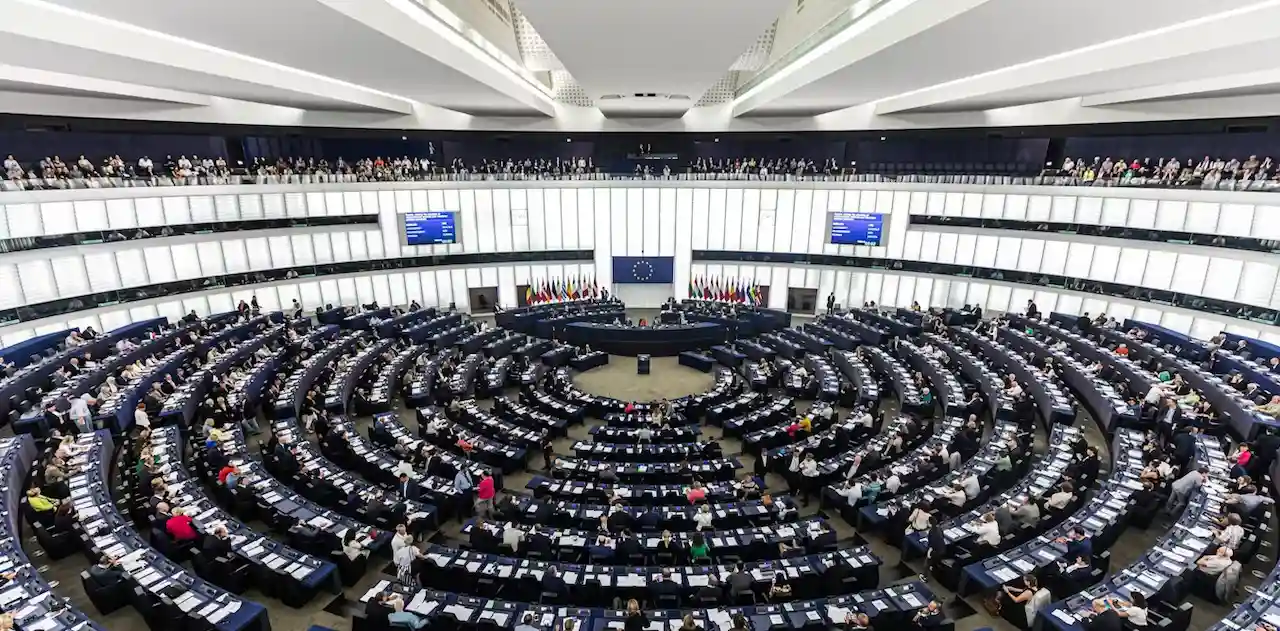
[[401, 136, 407, 140], [880, 136, 886, 141], [566, 138, 572, 142], [714, 138, 720, 142]]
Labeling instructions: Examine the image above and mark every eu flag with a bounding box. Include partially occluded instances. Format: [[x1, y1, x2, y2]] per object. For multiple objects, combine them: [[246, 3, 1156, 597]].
[[612, 257, 675, 284]]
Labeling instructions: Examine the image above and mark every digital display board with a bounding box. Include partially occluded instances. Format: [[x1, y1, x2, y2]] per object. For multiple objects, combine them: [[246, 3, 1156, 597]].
[[828, 212, 886, 246], [402, 211, 459, 245]]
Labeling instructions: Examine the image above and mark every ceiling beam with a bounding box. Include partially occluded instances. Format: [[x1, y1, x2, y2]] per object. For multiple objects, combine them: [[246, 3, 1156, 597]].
[[1080, 68, 1280, 106], [731, 0, 997, 116], [1, 0, 417, 114], [872, 0, 1280, 115], [0, 64, 212, 105], [316, 0, 558, 116]]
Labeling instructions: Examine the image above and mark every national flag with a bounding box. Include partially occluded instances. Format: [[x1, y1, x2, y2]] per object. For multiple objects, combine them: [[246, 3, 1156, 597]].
[[525, 285, 533, 304]]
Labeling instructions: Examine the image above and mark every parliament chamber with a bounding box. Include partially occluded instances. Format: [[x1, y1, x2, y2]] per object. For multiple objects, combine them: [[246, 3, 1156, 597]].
[[7, 6, 1280, 630]]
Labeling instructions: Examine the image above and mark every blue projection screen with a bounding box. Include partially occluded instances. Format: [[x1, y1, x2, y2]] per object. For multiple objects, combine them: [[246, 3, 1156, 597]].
[[401, 211, 459, 245], [827, 212, 886, 246]]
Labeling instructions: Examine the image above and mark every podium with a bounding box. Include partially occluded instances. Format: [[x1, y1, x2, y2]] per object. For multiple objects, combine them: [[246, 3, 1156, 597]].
[[637, 354, 651, 375]]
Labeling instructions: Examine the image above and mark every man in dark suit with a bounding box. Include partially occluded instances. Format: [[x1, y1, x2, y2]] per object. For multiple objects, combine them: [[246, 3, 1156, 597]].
[[525, 529, 553, 556], [541, 565, 568, 601], [615, 530, 641, 559], [87, 554, 125, 587], [651, 568, 681, 601], [1081, 599, 1123, 631], [203, 525, 233, 558], [397, 473, 420, 501], [726, 564, 753, 596]]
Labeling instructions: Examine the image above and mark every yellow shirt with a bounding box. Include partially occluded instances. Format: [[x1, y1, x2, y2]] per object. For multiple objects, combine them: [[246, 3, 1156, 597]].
[[798, 417, 812, 432], [28, 494, 56, 512]]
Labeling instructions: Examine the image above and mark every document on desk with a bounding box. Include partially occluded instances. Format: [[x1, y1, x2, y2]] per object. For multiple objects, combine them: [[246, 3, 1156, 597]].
[[289, 564, 312, 580], [444, 605, 474, 620], [1051, 609, 1077, 624], [902, 593, 923, 608], [406, 591, 438, 615]]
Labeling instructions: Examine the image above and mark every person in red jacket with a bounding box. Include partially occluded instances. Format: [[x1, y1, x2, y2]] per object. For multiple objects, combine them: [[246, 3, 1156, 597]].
[[475, 473, 495, 517], [165, 507, 198, 541]]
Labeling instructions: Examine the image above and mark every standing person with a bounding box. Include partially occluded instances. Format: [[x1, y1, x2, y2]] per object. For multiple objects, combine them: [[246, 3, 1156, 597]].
[[826, 293, 836, 314], [541, 437, 556, 472], [475, 472, 496, 517], [69, 393, 96, 434], [454, 465, 475, 518]]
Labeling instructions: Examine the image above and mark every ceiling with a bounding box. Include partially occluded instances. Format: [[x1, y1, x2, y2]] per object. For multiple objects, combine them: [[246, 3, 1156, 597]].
[[2, 0, 1280, 131]]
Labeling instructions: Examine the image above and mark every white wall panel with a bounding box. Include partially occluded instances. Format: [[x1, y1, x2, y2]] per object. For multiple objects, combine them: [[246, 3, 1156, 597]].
[[1155, 200, 1189, 231], [475, 190, 497, 252], [1088, 245, 1120, 283], [1142, 251, 1177, 291], [1203, 258, 1242, 301], [1126, 200, 1157, 228], [643, 188, 662, 255], [143, 246, 176, 283], [1170, 254, 1208, 295], [542, 189, 562, 250], [577, 189, 595, 250], [1184, 202, 1219, 234], [1114, 248, 1147, 286], [1075, 197, 1102, 224], [51, 256, 88, 297]]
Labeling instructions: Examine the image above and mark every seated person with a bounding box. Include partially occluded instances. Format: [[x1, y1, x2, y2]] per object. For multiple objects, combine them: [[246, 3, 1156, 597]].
[[912, 600, 944, 628], [26, 487, 58, 515], [203, 525, 233, 558], [87, 554, 125, 586], [1195, 546, 1234, 577], [689, 533, 711, 561], [165, 507, 199, 542]]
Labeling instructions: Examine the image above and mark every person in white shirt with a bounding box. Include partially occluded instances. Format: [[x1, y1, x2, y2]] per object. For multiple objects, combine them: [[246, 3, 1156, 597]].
[[905, 502, 932, 534], [972, 512, 1001, 547], [884, 473, 901, 494], [853, 410, 874, 429], [960, 473, 981, 499], [1195, 546, 1233, 575], [835, 481, 862, 506], [501, 523, 526, 551], [65, 332, 84, 347], [390, 523, 414, 555], [941, 483, 967, 508], [1111, 591, 1148, 627], [1215, 513, 1246, 550], [1046, 482, 1075, 510], [799, 454, 820, 505], [132, 402, 151, 431], [69, 393, 96, 433], [693, 505, 714, 531]]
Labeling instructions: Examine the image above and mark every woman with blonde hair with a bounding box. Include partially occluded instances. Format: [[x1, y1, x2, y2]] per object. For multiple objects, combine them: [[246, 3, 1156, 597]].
[[624, 599, 648, 631]]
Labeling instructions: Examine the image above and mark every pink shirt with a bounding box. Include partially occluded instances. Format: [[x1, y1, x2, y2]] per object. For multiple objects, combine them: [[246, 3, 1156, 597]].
[[477, 476, 495, 500]]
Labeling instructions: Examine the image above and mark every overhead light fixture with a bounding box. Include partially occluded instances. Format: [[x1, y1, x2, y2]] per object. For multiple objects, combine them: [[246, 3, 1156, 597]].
[[402, 136, 408, 140], [714, 138, 720, 142], [880, 136, 886, 141], [566, 138, 572, 142]]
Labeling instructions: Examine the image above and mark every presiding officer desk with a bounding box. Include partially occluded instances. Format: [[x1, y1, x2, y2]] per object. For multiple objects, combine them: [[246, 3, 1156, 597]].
[[460, 517, 834, 563], [957, 429, 1147, 596], [0, 435, 104, 631], [505, 494, 798, 532], [66, 431, 269, 631], [355, 579, 939, 631], [495, 299, 623, 335], [558, 322, 727, 356], [149, 426, 339, 605], [525, 475, 752, 505], [1038, 434, 1229, 631]]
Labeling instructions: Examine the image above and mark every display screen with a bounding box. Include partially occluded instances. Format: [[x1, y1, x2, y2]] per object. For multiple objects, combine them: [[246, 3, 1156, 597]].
[[402, 211, 459, 245], [828, 212, 886, 246]]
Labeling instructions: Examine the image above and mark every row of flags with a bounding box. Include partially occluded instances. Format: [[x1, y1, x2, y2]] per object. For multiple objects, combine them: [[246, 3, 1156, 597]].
[[526, 276, 601, 304], [690, 276, 764, 305]]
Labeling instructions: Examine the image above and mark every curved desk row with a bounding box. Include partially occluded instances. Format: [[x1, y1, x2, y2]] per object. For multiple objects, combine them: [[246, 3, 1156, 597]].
[[0, 435, 104, 631], [954, 327, 1077, 427], [68, 431, 269, 631], [355, 580, 937, 631]]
